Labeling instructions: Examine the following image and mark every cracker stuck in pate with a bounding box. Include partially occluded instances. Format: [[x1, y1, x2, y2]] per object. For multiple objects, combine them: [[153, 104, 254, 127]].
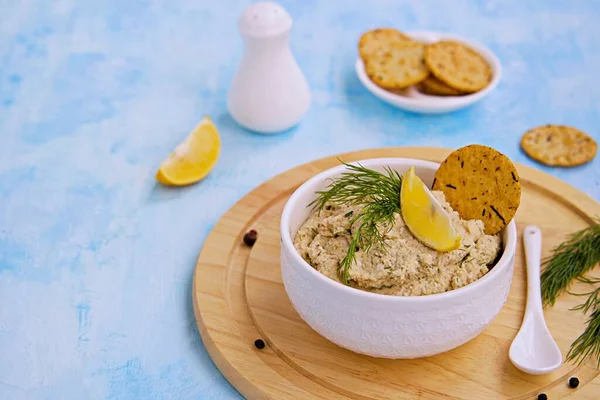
[[433, 144, 521, 235], [293, 191, 501, 297]]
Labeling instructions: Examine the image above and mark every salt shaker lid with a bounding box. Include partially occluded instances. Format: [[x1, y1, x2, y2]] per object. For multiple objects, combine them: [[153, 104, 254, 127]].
[[238, 2, 293, 37]]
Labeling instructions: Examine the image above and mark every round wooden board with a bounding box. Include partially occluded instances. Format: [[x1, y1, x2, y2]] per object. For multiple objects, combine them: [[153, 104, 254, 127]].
[[192, 147, 600, 399]]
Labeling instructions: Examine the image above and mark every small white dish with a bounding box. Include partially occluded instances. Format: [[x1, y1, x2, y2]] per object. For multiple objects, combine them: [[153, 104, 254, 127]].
[[355, 30, 502, 114]]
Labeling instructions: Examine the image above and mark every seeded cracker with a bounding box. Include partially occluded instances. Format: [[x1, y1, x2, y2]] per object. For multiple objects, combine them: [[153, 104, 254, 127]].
[[418, 75, 465, 96], [433, 145, 521, 235], [364, 40, 430, 89], [520, 124, 597, 167], [358, 28, 411, 60], [425, 40, 492, 92]]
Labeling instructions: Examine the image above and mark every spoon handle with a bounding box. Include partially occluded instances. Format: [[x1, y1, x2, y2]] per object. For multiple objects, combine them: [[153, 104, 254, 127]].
[[523, 225, 543, 315]]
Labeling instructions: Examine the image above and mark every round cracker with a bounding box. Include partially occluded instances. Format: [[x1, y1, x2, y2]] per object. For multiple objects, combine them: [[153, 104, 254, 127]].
[[358, 28, 411, 60], [418, 75, 466, 96], [520, 125, 597, 167], [432, 144, 521, 235], [425, 40, 492, 92], [364, 41, 429, 89]]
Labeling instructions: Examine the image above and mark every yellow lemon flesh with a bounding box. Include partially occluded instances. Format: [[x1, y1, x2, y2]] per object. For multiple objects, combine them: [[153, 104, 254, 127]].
[[400, 166, 461, 252], [156, 116, 221, 186]]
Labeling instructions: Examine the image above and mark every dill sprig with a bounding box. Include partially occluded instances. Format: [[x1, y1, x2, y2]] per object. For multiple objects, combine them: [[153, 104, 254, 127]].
[[540, 219, 600, 368], [566, 279, 600, 368], [540, 219, 600, 306], [567, 308, 600, 368], [309, 160, 402, 284], [570, 277, 600, 313], [567, 300, 600, 368]]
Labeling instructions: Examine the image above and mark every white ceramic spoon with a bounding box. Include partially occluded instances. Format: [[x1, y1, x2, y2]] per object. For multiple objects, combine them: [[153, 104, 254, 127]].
[[509, 225, 562, 375]]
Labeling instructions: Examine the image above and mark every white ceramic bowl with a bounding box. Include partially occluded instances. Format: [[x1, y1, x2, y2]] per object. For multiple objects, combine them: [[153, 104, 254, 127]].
[[355, 31, 502, 114], [280, 158, 516, 359]]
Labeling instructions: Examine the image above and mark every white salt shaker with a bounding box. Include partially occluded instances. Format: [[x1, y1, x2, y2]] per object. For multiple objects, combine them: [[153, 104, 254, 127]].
[[227, 2, 311, 134]]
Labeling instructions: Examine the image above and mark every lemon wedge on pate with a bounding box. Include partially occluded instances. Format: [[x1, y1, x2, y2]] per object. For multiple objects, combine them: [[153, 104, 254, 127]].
[[400, 166, 461, 252], [156, 116, 221, 186]]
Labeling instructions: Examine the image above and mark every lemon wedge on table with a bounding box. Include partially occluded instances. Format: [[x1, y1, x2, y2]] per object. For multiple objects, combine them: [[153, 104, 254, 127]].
[[156, 116, 221, 186], [400, 166, 461, 252]]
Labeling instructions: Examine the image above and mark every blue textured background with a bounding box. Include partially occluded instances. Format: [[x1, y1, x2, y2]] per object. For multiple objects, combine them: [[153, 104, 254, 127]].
[[1, 1, 599, 399]]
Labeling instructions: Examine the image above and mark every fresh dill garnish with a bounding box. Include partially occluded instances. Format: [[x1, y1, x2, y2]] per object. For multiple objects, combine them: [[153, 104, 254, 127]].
[[570, 276, 600, 313], [566, 308, 600, 368], [565, 278, 600, 368], [568, 296, 600, 368], [540, 219, 600, 306], [540, 219, 600, 368], [309, 160, 402, 284]]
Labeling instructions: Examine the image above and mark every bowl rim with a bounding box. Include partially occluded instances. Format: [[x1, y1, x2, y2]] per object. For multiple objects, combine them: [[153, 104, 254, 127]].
[[355, 30, 502, 111], [280, 157, 517, 303]]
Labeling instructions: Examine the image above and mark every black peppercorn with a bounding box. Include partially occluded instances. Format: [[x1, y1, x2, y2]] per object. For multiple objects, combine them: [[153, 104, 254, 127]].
[[569, 376, 579, 388], [537, 394, 547, 400], [254, 339, 265, 349], [243, 229, 258, 246]]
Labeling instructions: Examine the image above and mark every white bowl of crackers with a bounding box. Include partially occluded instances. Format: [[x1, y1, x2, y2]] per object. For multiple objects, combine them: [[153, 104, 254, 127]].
[[356, 29, 501, 114]]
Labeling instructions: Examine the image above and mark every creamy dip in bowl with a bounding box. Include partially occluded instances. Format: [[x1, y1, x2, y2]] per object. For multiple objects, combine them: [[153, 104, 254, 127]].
[[280, 158, 517, 359]]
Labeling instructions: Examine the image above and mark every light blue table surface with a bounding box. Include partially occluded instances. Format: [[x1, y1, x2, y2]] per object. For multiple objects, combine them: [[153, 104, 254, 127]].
[[1, 0, 599, 399]]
